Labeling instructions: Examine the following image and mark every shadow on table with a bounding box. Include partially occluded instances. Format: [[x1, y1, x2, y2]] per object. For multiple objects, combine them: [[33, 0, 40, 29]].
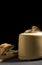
[[3, 57, 42, 62]]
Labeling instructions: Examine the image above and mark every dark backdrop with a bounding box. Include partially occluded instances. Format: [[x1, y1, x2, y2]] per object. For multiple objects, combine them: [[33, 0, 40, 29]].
[[0, 15, 42, 50]]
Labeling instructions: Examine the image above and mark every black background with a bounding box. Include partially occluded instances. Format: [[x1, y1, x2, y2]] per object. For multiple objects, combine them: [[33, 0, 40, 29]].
[[0, 14, 42, 50]]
